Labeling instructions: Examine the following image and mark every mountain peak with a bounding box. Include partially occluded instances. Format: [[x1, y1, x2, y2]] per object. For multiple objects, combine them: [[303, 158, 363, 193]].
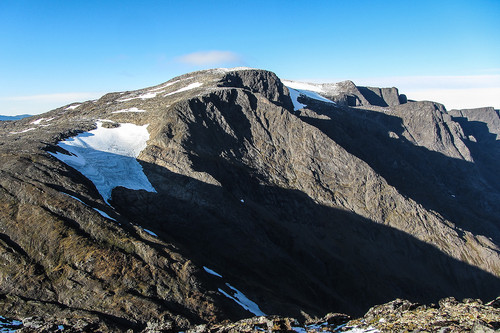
[[0, 68, 499, 331]]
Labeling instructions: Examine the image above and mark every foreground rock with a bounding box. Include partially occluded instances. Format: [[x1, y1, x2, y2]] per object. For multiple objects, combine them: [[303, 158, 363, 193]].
[[4, 297, 499, 332], [348, 297, 500, 332]]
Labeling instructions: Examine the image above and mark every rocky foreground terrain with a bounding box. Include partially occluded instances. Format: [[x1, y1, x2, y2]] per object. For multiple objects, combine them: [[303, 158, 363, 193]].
[[0, 68, 499, 331], [1, 296, 499, 332]]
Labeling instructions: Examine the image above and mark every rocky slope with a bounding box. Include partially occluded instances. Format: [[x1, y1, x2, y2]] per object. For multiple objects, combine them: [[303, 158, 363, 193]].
[[0, 68, 499, 331]]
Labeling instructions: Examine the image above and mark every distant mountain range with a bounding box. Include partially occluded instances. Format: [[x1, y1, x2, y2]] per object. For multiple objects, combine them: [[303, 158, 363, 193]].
[[0, 114, 31, 121], [0, 68, 498, 332]]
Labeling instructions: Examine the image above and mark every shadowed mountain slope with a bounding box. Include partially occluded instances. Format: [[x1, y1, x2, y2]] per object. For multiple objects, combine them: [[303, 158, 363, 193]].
[[0, 68, 498, 330]]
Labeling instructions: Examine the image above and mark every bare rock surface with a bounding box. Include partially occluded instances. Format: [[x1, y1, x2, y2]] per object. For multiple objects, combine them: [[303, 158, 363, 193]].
[[5, 297, 499, 332], [0, 68, 499, 331]]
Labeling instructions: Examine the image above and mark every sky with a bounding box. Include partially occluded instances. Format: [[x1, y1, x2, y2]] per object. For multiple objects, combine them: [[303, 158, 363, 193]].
[[0, 0, 499, 115]]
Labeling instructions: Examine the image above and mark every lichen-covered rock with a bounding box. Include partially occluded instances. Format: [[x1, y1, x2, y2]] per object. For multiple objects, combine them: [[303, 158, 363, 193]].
[[347, 297, 500, 332]]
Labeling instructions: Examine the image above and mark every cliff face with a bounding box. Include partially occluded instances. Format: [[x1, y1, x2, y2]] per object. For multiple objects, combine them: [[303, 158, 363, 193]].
[[0, 68, 498, 330]]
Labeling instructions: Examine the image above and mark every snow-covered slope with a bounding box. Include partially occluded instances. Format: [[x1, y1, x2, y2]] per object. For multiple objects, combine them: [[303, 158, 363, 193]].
[[49, 121, 156, 203], [282, 80, 336, 110]]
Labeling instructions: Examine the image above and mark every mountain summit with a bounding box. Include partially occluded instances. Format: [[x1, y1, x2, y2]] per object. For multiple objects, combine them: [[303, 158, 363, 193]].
[[0, 68, 499, 331]]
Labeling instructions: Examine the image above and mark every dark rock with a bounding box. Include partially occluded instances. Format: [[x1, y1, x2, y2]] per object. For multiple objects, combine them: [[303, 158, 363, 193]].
[[358, 86, 388, 106], [218, 69, 294, 110], [322, 313, 351, 326], [399, 93, 408, 104]]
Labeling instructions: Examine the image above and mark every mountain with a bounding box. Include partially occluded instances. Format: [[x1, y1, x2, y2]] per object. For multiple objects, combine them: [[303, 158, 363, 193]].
[[0, 114, 32, 121], [0, 68, 499, 331]]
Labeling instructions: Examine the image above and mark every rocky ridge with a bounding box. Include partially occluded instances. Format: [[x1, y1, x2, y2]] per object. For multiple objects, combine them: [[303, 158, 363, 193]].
[[2, 296, 499, 332], [0, 68, 499, 331]]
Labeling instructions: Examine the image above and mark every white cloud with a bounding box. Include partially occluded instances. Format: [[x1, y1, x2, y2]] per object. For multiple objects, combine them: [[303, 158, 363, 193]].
[[405, 87, 500, 110], [177, 50, 243, 66]]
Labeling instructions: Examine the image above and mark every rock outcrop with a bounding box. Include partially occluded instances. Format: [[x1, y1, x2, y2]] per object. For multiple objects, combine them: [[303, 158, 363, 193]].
[[348, 297, 500, 332], [283, 80, 406, 107], [0, 68, 498, 331]]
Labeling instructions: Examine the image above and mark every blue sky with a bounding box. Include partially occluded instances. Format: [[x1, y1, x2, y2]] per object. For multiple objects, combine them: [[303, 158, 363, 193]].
[[1, 0, 499, 115]]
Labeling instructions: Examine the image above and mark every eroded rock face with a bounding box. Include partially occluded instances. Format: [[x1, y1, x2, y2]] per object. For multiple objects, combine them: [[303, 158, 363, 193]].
[[0, 68, 499, 330]]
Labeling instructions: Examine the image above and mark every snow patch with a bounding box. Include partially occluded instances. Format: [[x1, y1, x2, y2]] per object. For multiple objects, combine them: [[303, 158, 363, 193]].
[[219, 283, 265, 316], [297, 89, 335, 104], [31, 117, 54, 125], [119, 92, 157, 102], [285, 84, 335, 111], [10, 127, 36, 134], [93, 208, 116, 221], [292, 327, 307, 333], [112, 107, 146, 113], [203, 266, 222, 278], [343, 327, 380, 333], [62, 193, 116, 221], [143, 229, 158, 237], [63, 193, 86, 205], [282, 80, 324, 93], [287, 88, 307, 111], [138, 92, 157, 99], [50, 121, 156, 203], [306, 322, 328, 329], [0, 315, 23, 330], [65, 104, 81, 110], [165, 82, 202, 96]]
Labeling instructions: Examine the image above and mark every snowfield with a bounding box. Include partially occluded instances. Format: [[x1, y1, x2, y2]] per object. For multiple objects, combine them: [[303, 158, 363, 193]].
[[282, 80, 325, 93], [287, 88, 307, 111], [143, 229, 158, 237], [10, 127, 36, 134], [219, 283, 266, 316], [65, 104, 81, 110], [112, 107, 146, 113], [283, 81, 336, 111], [165, 82, 202, 96], [118, 92, 158, 102], [203, 266, 223, 278], [49, 121, 156, 203]]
